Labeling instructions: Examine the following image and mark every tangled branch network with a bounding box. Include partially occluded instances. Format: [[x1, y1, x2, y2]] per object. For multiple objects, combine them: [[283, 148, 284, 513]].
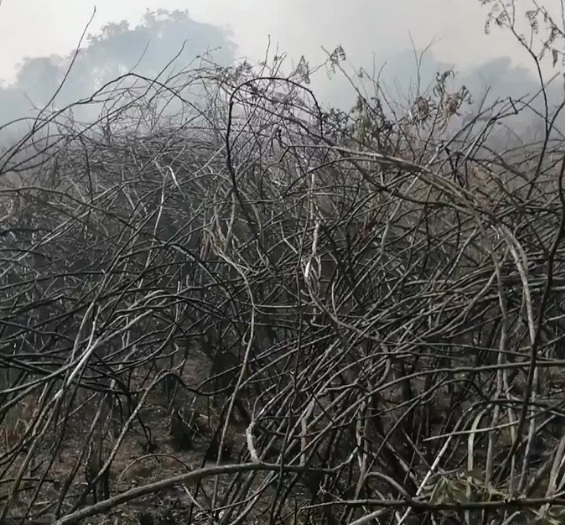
[[1, 56, 565, 525]]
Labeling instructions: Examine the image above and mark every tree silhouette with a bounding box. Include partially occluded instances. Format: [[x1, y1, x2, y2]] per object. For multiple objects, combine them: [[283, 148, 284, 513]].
[[0, 9, 236, 128]]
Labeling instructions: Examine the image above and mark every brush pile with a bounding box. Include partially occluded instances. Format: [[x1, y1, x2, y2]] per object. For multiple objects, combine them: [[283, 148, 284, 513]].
[[1, 57, 565, 525]]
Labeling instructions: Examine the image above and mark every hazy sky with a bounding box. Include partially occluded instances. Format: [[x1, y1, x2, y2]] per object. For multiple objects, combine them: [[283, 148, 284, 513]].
[[0, 0, 536, 85]]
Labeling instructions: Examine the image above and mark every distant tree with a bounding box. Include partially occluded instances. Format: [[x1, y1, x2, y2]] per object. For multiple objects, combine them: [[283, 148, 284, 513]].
[[0, 9, 237, 128], [69, 9, 236, 90]]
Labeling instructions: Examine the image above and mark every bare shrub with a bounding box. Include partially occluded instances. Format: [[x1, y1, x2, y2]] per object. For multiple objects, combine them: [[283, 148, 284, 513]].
[[1, 37, 565, 525]]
